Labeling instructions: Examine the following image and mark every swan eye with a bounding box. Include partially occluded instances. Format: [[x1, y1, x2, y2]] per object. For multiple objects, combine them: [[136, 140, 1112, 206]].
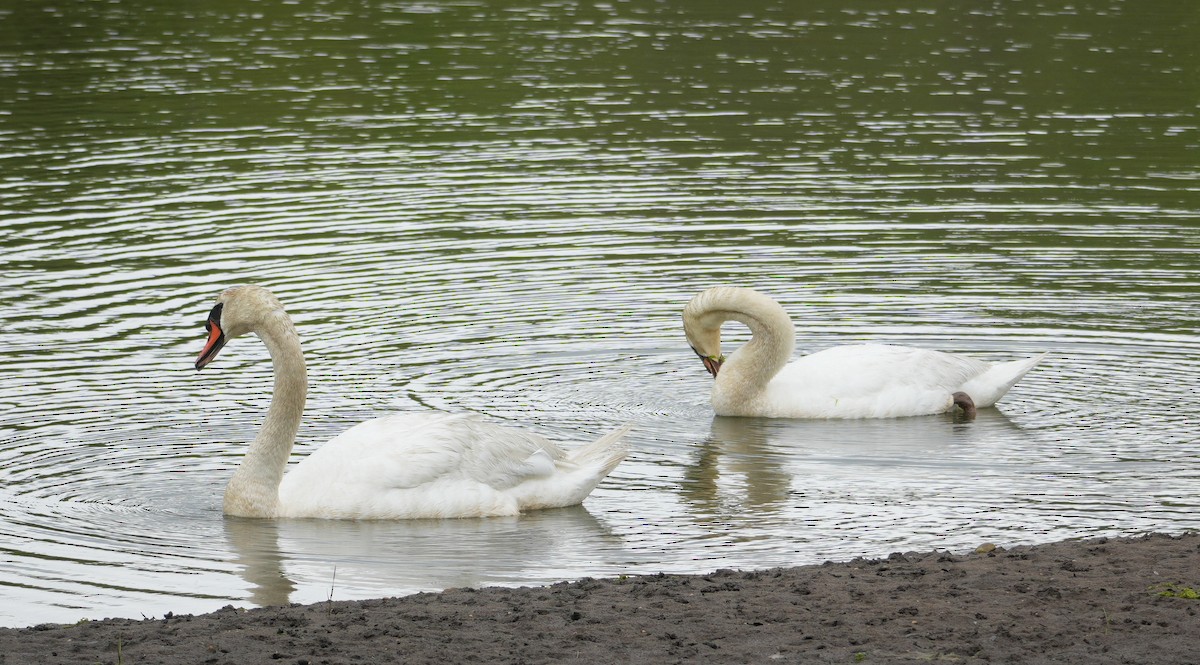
[[205, 303, 224, 329]]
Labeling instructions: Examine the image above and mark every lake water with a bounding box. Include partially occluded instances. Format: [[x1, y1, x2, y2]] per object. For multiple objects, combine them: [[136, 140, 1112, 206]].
[[1, 0, 1197, 627]]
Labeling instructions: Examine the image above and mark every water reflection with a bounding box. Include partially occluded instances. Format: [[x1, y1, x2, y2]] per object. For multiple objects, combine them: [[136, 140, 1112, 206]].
[[684, 418, 797, 515], [746, 408, 1028, 455], [224, 506, 624, 608], [684, 409, 1031, 516], [224, 518, 295, 608]]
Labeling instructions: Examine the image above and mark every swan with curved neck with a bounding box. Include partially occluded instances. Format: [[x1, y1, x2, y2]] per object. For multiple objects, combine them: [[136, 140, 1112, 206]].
[[195, 285, 630, 519], [683, 286, 1045, 419]]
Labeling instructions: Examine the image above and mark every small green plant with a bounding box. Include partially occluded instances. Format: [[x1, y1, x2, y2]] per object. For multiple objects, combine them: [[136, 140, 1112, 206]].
[[1151, 583, 1200, 599], [853, 652, 867, 662], [92, 635, 123, 665]]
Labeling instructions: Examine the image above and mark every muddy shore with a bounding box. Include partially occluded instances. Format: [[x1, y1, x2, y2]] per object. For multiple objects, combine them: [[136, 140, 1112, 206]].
[[1, 532, 1196, 664]]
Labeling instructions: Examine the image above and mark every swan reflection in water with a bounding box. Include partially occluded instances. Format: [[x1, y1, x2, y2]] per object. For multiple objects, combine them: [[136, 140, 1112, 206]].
[[223, 505, 623, 608], [224, 517, 296, 607], [681, 409, 1030, 517]]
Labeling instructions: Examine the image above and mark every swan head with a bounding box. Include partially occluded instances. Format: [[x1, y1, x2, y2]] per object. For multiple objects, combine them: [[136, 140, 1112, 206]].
[[690, 344, 725, 377], [195, 285, 287, 370], [684, 286, 797, 379], [682, 292, 728, 378]]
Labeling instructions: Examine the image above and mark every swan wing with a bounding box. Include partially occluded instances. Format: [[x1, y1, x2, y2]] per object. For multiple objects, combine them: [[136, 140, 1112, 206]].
[[446, 417, 571, 489], [784, 344, 988, 392], [765, 344, 990, 418], [274, 412, 630, 519], [284, 412, 565, 492]]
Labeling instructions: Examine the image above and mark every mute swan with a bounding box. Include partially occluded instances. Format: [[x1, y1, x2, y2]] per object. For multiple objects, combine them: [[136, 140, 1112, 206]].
[[682, 286, 1045, 419], [194, 285, 630, 520]]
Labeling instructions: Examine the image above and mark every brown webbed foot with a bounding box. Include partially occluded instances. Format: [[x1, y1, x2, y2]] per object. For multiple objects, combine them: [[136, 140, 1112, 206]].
[[952, 391, 977, 420]]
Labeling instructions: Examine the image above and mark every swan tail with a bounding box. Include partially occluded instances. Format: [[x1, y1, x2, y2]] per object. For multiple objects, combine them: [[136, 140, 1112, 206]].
[[962, 352, 1047, 407], [567, 423, 633, 477]]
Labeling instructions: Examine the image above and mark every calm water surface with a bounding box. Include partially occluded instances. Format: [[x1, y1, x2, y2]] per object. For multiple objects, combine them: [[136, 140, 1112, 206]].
[[1, 0, 1198, 626]]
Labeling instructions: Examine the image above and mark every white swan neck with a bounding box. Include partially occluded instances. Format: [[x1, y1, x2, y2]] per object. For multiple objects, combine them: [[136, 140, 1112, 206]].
[[224, 310, 306, 517], [709, 289, 795, 411]]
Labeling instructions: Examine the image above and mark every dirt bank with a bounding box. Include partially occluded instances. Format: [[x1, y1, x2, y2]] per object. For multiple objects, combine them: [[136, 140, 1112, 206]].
[[1, 532, 1196, 664]]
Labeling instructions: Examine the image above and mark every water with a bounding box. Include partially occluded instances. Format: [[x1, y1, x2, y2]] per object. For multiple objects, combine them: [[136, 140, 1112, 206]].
[[1, 0, 1198, 627]]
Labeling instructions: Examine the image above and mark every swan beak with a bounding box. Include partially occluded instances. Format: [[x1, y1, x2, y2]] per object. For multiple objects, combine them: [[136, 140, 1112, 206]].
[[195, 319, 226, 370], [691, 346, 723, 377]]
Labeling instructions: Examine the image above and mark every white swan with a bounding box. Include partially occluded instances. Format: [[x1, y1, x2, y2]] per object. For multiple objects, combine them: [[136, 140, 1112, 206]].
[[682, 286, 1045, 419], [194, 285, 630, 520]]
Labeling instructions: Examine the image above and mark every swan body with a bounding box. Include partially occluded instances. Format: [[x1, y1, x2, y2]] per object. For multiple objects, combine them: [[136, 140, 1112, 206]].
[[682, 286, 1045, 419], [196, 285, 630, 520]]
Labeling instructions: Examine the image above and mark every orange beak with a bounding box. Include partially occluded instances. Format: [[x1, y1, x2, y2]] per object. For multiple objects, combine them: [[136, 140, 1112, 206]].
[[195, 304, 227, 370]]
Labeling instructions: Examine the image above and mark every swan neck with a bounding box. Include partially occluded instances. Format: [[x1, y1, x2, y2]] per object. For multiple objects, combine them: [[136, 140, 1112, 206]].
[[713, 291, 795, 400], [225, 310, 306, 518]]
